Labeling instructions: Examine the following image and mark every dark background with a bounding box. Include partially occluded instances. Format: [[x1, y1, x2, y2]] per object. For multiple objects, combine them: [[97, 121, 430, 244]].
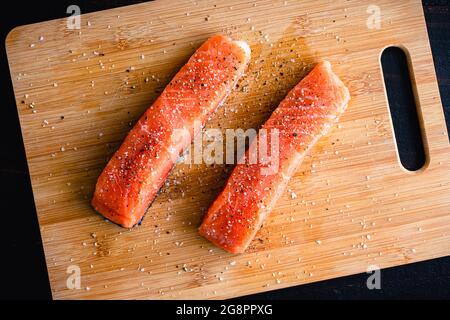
[[0, 0, 449, 300]]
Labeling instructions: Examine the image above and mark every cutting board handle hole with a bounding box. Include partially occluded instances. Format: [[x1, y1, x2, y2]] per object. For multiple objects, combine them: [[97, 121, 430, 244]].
[[381, 46, 426, 172]]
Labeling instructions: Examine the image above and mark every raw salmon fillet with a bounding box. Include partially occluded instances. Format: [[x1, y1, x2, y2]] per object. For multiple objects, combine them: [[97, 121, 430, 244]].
[[92, 35, 251, 228], [199, 61, 350, 253]]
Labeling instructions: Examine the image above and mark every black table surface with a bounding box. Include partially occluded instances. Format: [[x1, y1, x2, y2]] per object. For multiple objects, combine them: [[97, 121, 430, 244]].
[[0, 0, 449, 300]]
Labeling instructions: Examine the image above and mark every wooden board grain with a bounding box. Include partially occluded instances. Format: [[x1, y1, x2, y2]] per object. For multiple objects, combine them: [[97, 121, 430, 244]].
[[6, 0, 450, 299]]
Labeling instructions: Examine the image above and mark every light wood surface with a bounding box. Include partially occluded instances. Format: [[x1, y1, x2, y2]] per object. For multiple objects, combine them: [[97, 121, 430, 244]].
[[6, 0, 449, 299]]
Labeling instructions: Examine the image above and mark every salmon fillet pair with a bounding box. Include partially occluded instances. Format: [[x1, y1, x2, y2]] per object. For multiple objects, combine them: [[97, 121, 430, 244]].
[[92, 35, 350, 254]]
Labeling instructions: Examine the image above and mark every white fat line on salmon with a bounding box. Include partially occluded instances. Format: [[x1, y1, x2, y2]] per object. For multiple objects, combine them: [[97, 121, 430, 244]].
[[170, 120, 280, 174], [176, 304, 210, 317]]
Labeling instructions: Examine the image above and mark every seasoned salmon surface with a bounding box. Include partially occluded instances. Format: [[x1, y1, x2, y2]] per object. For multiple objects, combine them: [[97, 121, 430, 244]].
[[92, 35, 251, 228], [199, 61, 350, 253]]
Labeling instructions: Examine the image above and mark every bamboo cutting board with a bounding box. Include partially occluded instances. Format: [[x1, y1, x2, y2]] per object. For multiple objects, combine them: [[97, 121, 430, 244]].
[[6, 0, 450, 299]]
